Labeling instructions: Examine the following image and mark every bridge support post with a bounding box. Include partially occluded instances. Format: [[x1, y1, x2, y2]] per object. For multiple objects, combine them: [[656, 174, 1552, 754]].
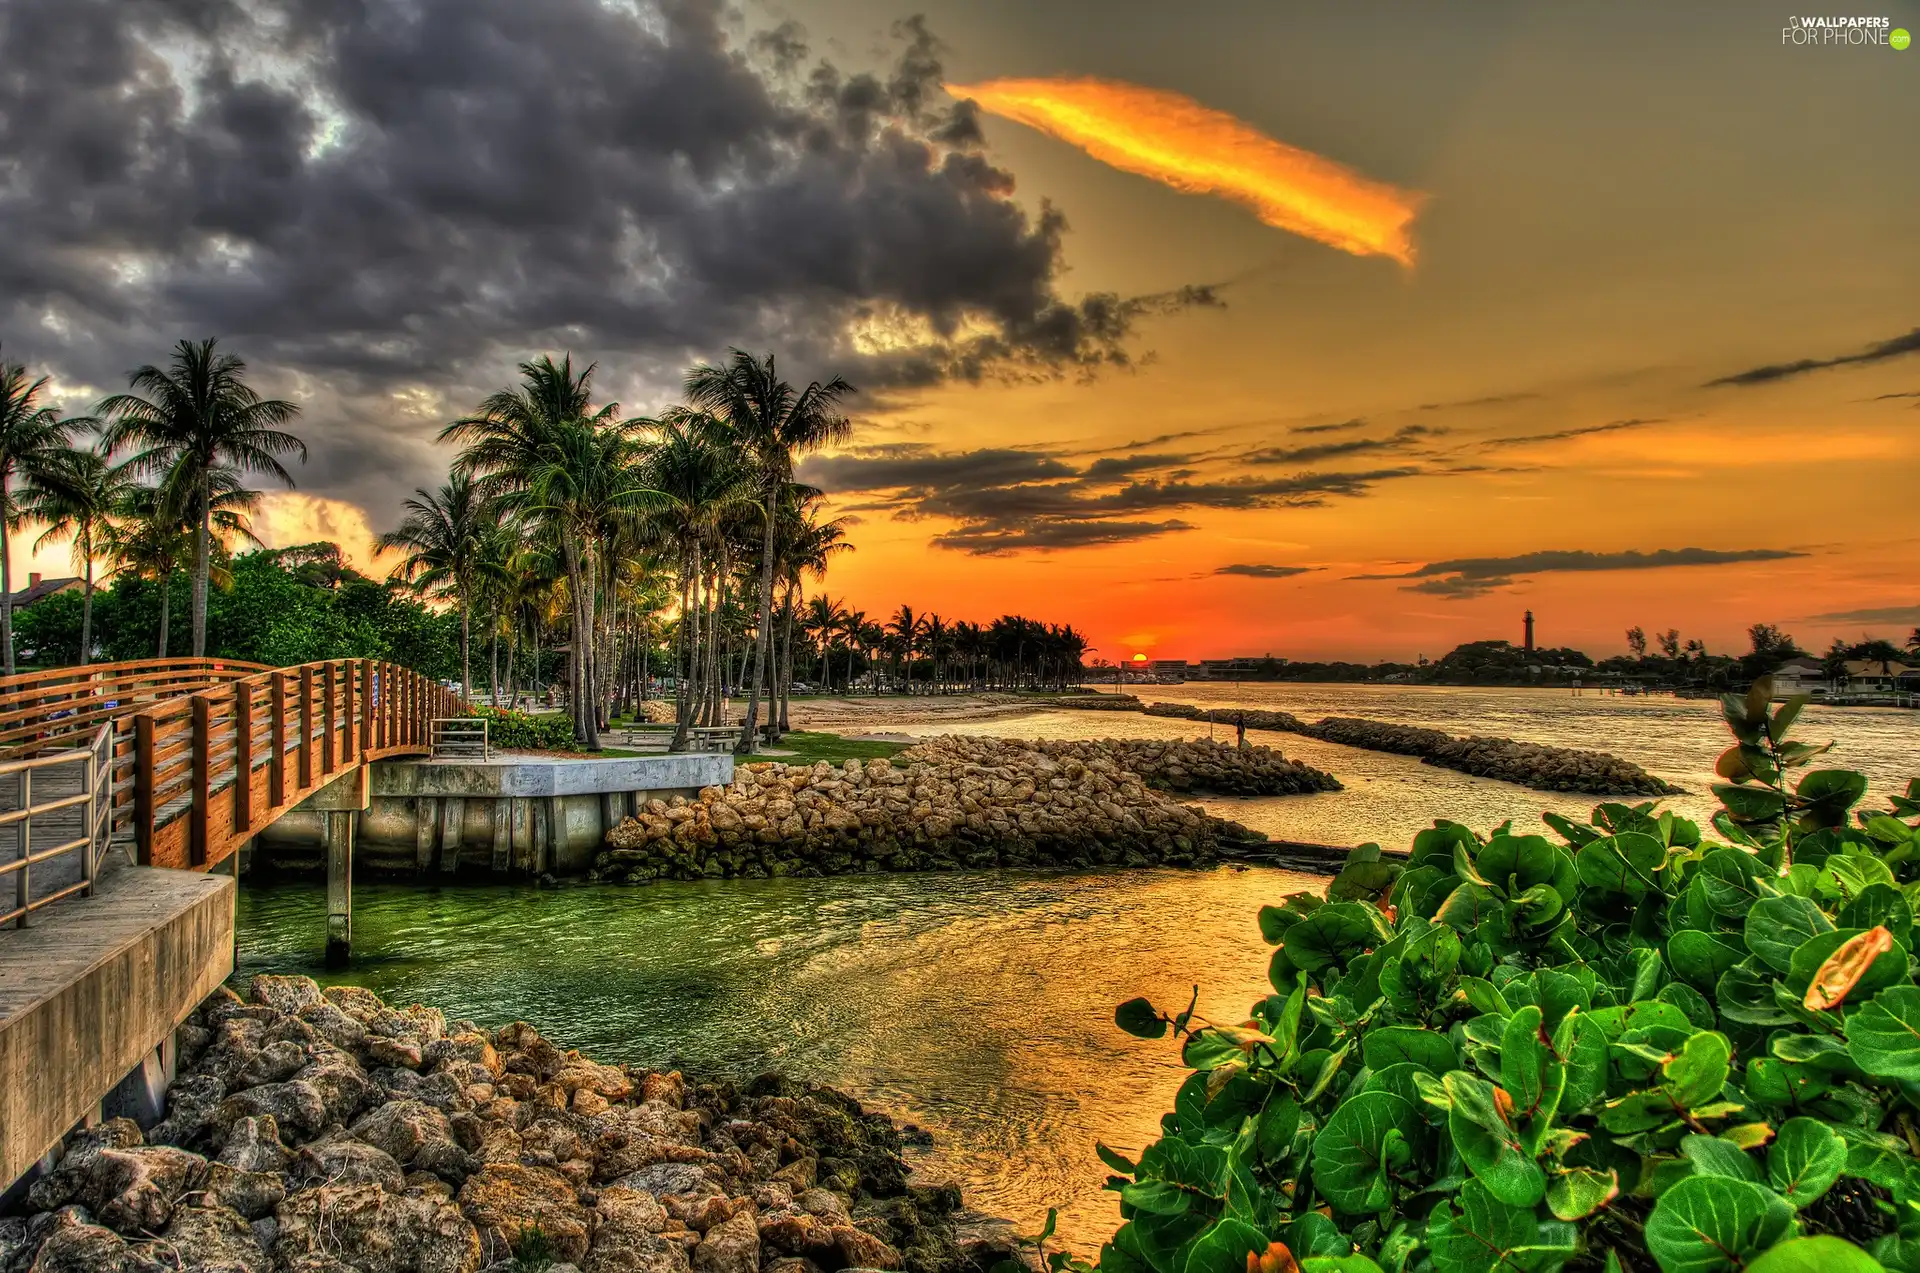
[[325, 810, 353, 966]]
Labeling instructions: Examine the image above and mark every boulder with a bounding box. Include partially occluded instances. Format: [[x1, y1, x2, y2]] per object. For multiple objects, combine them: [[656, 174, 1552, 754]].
[[457, 1163, 592, 1264], [273, 1182, 483, 1273]]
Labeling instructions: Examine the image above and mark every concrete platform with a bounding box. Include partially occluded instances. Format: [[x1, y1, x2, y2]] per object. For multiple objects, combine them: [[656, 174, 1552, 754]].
[[0, 866, 234, 1188], [371, 751, 733, 798]]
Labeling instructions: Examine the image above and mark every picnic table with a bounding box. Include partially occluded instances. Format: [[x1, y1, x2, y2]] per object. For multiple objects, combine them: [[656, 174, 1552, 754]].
[[610, 724, 740, 753]]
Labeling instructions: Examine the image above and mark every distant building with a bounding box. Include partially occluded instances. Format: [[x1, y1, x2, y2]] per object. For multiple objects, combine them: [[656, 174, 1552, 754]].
[[1772, 657, 1828, 695], [1523, 610, 1535, 653], [1843, 659, 1916, 692], [5, 572, 81, 609], [1149, 659, 1189, 678]]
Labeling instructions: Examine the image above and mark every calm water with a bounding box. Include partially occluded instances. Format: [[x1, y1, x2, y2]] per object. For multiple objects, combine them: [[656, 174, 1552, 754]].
[[234, 685, 1917, 1250], [236, 868, 1308, 1250]]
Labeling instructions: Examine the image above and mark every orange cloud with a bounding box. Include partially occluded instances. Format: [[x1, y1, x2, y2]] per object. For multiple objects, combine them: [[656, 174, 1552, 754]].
[[250, 493, 398, 577], [946, 76, 1425, 263]]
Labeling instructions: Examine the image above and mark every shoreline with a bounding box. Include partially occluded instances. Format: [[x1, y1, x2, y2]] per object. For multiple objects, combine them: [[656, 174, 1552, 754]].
[[3, 976, 1026, 1273]]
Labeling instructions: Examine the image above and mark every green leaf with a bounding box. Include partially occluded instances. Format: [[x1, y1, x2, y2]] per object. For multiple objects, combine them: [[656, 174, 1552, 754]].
[[1747, 1238, 1887, 1273], [1444, 1071, 1544, 1207], [1284, 904, 1386, 974], [1698, 849, 1769, 917], [1718, 964, 1793, 1027], [1643, 1176, 1797, 1273], [1845, 986, 1920, 1080], [1680, 1134, 1762, 1182], [1098, 1143, 1139, 1175], [1118, 998, 1168, 1039], [1429, 1178, 1575, 1273], [1767, 1118, 1846, 1208], [1303, 1259, 1387, 1273], [1122, 1180, 1194, 1216], [1576, 832, 1666, 897], [1285, 1213, 1348, 1259], [1551, 1011, 1609, 1114], [1330, 860, 1403, 903], [1717, 783, 1789, 822], [1744, 895, 1835, 973], [1669, 930, 1747, 991], [1838, 884, 1912, 946], [1663, 1031, 1734, 1109], [1501, 1006, 1564, 1136], [1362, 1026, 1457, 1074], [1311, 1091, 1419, 1215], [1181, 1219, 1270, 1273], [1545, 1167, 1618, 1221]]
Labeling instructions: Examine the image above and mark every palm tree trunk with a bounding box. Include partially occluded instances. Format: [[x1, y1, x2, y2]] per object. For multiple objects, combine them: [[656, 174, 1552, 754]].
[[490, 603, 501, 706], [778, 598, 795, 736], [192, 473, 210, 658], [460, 597, 472, 703], [737, 486, 779, 755], [79, 549, 94, 667], [673, 542, 699, 751], [0, 496, 13, 677], [156, 574, 171, 658]]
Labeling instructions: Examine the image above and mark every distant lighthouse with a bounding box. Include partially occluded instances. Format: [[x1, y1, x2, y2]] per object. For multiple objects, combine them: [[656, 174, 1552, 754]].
[[1523, 610, 1535, 653]]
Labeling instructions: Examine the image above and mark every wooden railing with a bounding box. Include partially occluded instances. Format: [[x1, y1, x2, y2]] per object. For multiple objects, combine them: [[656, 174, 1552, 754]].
[[0, 657, 461, 875], [0, 658, 271, 759]]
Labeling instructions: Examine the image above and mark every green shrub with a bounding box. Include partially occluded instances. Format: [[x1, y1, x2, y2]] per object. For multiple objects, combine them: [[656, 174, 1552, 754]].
[[1096, 677, 1920, 1273], [471, 705, 577, 751]]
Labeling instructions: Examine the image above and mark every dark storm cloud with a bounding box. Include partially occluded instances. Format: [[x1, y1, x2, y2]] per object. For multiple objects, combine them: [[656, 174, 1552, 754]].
[[1214, 564, 1315, 579], [1353, 547, 1807, 601], [1484, 418, 1661, 447], [802, 434, 1427, 552], [930, 518, 1195, 555], [1707, 326, 1920, 387], [0, 0, 1212, 517], [1242, 425, 1436, 466], [1807, 604, 1920, 624]]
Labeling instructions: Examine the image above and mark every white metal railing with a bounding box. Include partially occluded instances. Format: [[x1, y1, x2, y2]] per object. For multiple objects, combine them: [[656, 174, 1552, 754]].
[[0, 723, 116, 927], [431, 717, 489, 761]]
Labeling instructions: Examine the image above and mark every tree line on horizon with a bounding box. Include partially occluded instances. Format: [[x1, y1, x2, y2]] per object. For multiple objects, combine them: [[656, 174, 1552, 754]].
[[1, 340, 1092, 753]]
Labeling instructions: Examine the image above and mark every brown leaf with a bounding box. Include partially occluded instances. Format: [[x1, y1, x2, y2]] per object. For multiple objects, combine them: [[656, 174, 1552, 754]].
[[1247, 1242, 1299, 1273], [1804, 925, 1895, 1011]]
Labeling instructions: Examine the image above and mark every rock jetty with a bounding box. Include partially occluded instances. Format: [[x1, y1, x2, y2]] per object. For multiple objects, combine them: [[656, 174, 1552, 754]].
[[593, 738, 1267, 884], [1063, 697, 1675, 797], [0, 976, 1009, 1273], [995, 738, 1338, 798]]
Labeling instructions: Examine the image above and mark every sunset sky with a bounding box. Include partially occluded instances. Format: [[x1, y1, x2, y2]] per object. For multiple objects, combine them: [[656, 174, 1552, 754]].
[[3, 0, 1915, 662]]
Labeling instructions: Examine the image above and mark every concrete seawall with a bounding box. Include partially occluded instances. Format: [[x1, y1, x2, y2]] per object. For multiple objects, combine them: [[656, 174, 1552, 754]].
[[255, 752, 734, 878]]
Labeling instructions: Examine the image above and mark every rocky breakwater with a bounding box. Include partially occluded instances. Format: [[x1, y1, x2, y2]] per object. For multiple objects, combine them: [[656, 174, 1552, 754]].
[[593, 739, 1263, 884], [1305, 717, 1678, 796], [0, 976, 1003, 1273], [986, 738, 1338, 798]]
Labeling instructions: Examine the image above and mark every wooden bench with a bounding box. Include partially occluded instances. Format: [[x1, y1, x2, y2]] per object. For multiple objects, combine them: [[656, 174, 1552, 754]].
[[609, 725, 740, 754]]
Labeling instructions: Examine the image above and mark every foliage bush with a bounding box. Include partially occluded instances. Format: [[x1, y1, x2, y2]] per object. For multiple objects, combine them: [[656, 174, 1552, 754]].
[[472, 704, 578, 751], [1097, 678, 1920, 1273]]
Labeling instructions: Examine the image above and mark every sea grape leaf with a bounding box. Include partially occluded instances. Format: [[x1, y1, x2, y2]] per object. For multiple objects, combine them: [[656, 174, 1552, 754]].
[[1668, 931, 1747, 991], [1545, 1167, 1618, 1221], [1747, 1238, 1887, 1273], [1838, 884, 1912, 947], [1846, 986, 1920, 1079], [1698, 849, 1769, 916], [1643, 1175, 1796, 1273], [1551, 1011, 1609, 1114], [1428, 1178, 1576, 1273], [1743, 895, 1835, 973], [1718, 964, 1793, 1027], [1766, 1118, 1846, 1208], [1118, 998, 1168, 1039], [1797, 927, 1900, 1011], [1285, 904, 1387, 974], [1501, 1006, 1565, 1135], [1310, 1091, 1419, 1215], [1362, 1026, 1458, 1074], [1576, 832, 1666, 897], [1530, 968, 1592, 1030], [1663, 1031, 1734, 1109], [1444, 1071, 1544, 1207], [1657, 982, 1717, 1031], [1303, 1259, 1387, 1273], [1121, 1180, 1194, 1216], [1285, 1213, 1349, 1259], [1180, 1218, 1270, 1273], [1679, 1134, 1762, 1182]]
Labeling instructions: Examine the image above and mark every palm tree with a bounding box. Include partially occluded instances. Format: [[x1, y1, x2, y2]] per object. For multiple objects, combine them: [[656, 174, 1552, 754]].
[[95, 338, 304, 658], [684, 350, 853, 754], [0, 353, 81, 674], [443, 354, 632, 748], [103, 475, 259, 657], [377, 473, 491, 701], [839, 608, 868, 696], [803, 596, 846, 690], [923, 614, 948, 694], [771, 497, 852, 734], [22, 446, 135, 665], [889, 605, 925, 695]]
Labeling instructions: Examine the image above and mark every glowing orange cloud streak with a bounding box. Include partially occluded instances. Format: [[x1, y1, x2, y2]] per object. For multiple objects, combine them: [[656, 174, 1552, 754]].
[[946, 77, 1426, 264]]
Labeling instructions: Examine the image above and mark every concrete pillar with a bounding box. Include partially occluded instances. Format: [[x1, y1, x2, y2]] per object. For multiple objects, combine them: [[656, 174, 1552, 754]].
[[100, 1035, 173, 1129], [414, 797, 437, 872], [441, 797, 465, 874], [494, 799, 515, 874], [325, 811, 354, 966]]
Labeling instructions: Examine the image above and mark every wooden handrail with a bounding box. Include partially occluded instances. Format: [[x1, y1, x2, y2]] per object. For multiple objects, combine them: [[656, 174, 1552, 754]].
[[1, 655, 463, 876]]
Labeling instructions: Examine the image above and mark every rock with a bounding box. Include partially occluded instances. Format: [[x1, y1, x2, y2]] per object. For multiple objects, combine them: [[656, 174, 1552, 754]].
[[21, 1213, 131, 1272], [27, 1142, 209, 1235], [457, 1163, 592, 1264], [204, 1162, 288, 1219], [234, 1038, 309, 1089], [249, 974, 326, 1015], [218, 1081, 328, 1141], [691, 1211, 761, 1273], [351, 1099, 458, 1166], [273, 1182, 483, 1273], [830, 1223, 904, 1270], [291, 1138, 407, 1192], [611, 1162, 720, 1200], [134, 1203, 269, 1271]]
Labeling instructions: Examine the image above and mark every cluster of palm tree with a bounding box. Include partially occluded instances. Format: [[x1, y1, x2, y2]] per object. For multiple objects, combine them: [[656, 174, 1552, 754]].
[[797, 603, 1090, 694], [0, 340, 305, 675], [387, 349, 855, 754]]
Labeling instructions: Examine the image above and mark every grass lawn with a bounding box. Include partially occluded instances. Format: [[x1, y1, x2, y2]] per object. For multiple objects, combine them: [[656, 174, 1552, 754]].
[[750, 731, 906, 766]]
